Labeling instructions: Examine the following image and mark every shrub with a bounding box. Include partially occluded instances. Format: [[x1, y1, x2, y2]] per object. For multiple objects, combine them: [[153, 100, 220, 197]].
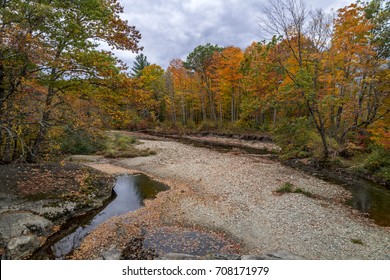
[[58, 127, 105, 155], [273, 117, 313, 159], [364, 146, 390, 183]]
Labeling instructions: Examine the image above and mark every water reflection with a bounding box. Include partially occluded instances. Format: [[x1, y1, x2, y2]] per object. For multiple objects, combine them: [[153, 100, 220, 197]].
[[52, 174, 169, 259], [291, 162, 390, 227], [346, 182, 390, 226]]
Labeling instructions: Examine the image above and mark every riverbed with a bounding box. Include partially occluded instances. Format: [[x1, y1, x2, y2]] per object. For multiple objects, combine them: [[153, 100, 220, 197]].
[[71, 133, 390, 260]]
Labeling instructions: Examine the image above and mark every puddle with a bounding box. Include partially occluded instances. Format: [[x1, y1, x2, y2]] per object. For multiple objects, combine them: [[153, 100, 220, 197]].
[[37, 174, 169, 259]]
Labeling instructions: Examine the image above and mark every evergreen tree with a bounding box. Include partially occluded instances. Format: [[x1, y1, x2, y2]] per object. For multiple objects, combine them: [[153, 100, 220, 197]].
[[131, 54, 150, 77]]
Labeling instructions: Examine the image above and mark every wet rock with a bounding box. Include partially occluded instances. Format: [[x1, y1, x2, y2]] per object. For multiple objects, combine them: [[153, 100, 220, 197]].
[[6, 235, 40, 259]]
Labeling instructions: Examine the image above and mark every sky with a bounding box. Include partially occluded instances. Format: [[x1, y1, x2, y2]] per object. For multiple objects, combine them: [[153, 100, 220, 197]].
[[115, 0, 352, 70]]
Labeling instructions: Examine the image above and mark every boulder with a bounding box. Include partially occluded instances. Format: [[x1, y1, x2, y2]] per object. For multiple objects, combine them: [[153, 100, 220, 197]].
[[7, 235, 41, 259], [0, 212, 53, 241]]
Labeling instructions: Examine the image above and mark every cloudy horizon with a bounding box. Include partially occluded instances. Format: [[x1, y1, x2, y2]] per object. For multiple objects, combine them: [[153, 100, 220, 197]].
[[115, 0, 352, 70]]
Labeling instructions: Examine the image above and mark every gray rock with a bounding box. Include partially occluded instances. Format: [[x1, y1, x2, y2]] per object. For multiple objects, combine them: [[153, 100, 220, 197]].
[[205, 253, 241, 260], [242, 250, 305, 260], [101, 246, 122, 260], [7, 235, 40, 259], [0, 212, 53, 240], [241, 255, 268, 260], [22, 200, 79, 222], [156, 253, 202, 260]]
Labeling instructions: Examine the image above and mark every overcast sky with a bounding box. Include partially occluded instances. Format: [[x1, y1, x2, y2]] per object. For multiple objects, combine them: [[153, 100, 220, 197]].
[[115, 0, 352, 70]]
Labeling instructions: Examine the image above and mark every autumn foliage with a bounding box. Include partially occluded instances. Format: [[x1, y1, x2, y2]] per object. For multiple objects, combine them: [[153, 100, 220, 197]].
[[1, 0, 389, 173]]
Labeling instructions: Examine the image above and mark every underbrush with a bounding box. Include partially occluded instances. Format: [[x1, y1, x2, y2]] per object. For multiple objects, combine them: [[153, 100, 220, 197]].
[[155, 120, 269, 137], [351, 146, 390, 185]]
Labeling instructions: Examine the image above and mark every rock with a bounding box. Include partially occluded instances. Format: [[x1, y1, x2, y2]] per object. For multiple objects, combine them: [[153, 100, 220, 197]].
[[120, 237, 157, 260], [156, 253, 202, 260], [242, 250, 305, 260], [241, 255, 268, 260], [0, 212, 53, 242], [6, 235, 40, 259], [205, 253, 241, 260], [101, 246, 122, 260], [157, 251, 304, 260]]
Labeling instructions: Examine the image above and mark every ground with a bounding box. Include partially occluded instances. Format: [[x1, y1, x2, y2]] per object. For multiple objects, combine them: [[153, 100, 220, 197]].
[[71, 132, 390, 260]]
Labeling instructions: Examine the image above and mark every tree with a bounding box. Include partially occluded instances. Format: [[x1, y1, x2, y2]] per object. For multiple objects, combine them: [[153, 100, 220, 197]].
[[258, 0, 389, 159], [130, 53, 150, 77], [0, 0, 142, 162], [365, 0, 390, 60], [212, 47, 244, 124], [167, 59, 202, 124], [329, 3, 389, 146], [184, 43, 223, 122], [260, 0, 334, 158]]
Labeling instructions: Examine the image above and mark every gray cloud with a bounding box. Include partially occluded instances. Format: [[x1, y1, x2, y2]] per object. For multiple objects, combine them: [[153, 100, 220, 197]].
[[115, 0, 351, 70]]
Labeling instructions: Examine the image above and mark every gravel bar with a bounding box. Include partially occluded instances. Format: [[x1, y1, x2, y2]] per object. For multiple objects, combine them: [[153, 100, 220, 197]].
[[74, 135, 390, 260]]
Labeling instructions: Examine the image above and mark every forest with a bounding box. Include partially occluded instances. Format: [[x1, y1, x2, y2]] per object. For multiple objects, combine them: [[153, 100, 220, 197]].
[[0, 0, 389, 183]]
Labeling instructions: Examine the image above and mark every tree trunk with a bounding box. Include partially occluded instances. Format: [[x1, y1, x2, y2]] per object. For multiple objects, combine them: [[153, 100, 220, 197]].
[[29, 76, 56, 161], [219, 98, 222, 127]]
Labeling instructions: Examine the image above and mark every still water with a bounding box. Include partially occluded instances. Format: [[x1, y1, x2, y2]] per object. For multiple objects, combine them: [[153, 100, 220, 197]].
[[52, 174, 169, 259]]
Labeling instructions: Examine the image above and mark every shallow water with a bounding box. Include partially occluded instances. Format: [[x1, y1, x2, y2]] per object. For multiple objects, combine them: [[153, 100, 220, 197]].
[[286, 161, 390, 227], [51, 174, 169, 259]]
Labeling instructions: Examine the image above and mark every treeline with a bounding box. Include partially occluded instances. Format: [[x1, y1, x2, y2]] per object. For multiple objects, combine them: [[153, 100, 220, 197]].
[[129, 0, 389, 162]]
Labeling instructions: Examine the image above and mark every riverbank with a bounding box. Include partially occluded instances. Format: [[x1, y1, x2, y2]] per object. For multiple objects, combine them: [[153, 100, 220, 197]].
[[0, 163, 113, 259], [71, 132, 390, 260]]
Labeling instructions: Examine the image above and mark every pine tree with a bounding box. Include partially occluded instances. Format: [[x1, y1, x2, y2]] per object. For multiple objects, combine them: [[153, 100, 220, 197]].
[[131, 54, 150, 77]]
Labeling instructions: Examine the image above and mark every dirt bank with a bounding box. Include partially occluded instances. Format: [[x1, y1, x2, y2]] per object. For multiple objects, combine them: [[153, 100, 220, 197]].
[[72, 133, 390, 260]]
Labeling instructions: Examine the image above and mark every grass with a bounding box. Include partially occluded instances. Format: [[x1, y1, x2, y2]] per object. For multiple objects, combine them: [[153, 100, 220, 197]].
[[350, 238, 364, 245], [101, 132, 156, 159], [275, 182, 314, 198], [294, 187, 314, 198], [276, 182, 294, 193]]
